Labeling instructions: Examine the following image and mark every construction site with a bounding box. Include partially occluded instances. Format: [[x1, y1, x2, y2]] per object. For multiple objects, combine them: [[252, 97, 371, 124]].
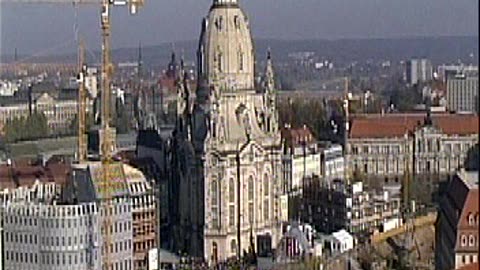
[[0, 1, 160, 269]]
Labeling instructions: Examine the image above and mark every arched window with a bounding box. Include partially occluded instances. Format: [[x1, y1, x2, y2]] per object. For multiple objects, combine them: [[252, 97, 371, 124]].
[[263, 173, 269, 196], [469, 235, 475, 247], [248, 176, 254, 223], [230, 239, 237, 254], [218, 52, 223, 72], [461, 235, 468, 247], [215, 16, 223, 31], [211, 179, 219, 228], [248, 176, 254, 201], [263, 173, 270, 221], [239, 51, 244, 71], [468, 213, 475, 226], [211, 179, 218, 206], [229, 178, 235, 203], [234, 15, 240, 29], [212, 242, 218, 262]]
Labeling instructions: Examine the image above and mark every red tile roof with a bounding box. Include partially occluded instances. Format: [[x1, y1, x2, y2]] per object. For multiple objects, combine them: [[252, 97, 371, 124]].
[[281, 125, 315, 147], [350, 113, 478, 138], [159, 76, 176, 94], [447, 172, 479, 252], [0, 161, 71, 190]]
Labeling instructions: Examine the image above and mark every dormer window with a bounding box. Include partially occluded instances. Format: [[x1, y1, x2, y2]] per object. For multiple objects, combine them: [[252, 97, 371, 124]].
[[217, 52, 223, 72], [469, 235, 475, 247], [468, 213, 475, 225], [461, 234, 468, 246], [234, 15, 240, 29], [239, 52, 244, 71], [215, 16, 224, 31]]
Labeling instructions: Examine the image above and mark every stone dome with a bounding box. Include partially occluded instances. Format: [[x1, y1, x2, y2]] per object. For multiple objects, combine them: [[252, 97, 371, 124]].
[[197, 0, 254, 93]]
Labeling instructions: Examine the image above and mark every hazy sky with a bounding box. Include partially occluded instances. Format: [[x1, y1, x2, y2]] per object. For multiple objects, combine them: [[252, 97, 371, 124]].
[[0, 0, 478, 55]]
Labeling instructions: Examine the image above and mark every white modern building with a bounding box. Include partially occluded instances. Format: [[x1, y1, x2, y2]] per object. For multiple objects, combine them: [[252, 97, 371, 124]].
[[320, 229, 354, 255], [2, 200, 133, 270], [406, 58, 433, 85], [0, 81, 19, 97], [319, 143, 344, 182], [446, 69, 479, 113], [302, 178, 402, 236], [437, 65, 478, 82], [276, 223, 323, 262]]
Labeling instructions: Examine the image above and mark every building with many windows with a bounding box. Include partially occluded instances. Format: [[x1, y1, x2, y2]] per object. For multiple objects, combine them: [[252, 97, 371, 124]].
[[3, 203, 102, 270], [0, 161, 136, 270], [281, 126, 320, 193], [3, 200, 133, 270], [0, 90, 92, 135], [302, 177, 401, 237], [123, 164, 157, 270], [435, 170, 479, 270], [319, 142, 344, 182], [406, 58, 433, 85], [347, 113, 478, 181], [446, 69, 479, 113]]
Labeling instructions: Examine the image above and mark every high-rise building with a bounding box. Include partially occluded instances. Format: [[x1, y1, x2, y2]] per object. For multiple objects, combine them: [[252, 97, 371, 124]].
[[406, 58, 433, 85], [170, 0, 285, 263], [435, 170, 478, 270], [446, 69, 479, 113], [437, 65, 478, 83]]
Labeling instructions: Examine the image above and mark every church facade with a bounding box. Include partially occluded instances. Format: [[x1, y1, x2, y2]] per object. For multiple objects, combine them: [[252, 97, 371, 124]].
[[171, 0, 286, 263]]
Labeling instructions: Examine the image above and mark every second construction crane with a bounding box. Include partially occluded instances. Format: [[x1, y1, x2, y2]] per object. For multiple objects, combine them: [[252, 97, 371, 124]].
[[0, 1, 146, 269], [0, 0, 144, 160]]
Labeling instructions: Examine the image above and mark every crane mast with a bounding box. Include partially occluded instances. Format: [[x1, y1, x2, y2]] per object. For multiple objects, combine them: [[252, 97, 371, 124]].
[[77, 38, 88, 162], [343, 77, 351, 184], [0, 1, 145, 270], [100, 0, 114, 160]]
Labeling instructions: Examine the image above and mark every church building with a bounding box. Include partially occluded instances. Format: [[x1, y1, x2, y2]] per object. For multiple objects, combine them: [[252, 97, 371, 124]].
[[171, 0, 286, 263]]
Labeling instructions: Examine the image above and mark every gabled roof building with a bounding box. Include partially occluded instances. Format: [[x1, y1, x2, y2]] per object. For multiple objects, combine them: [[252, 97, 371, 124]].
[[435, 170, 479, 269]]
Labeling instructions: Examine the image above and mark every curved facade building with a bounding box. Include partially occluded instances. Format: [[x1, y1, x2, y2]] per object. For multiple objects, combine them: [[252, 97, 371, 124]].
[[3, 201, 132, 270]]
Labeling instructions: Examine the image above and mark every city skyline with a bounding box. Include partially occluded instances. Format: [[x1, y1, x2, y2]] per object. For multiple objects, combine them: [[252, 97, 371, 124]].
[[0, 0, 478, 55]]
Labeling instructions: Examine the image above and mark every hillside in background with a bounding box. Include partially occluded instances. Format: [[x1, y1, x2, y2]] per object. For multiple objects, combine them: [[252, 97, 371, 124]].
[[2, 36, 478, 67]]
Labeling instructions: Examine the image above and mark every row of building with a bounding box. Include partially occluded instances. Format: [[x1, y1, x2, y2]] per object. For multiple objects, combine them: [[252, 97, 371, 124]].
[[406, 59, 478, 113], [0, 83, 91, 136]]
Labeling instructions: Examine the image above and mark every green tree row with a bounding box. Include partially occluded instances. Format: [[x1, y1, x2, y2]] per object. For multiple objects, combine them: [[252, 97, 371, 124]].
[[277, 98, 329, 140], [68, 112, 95, 136], [4, 113, 49, 143]]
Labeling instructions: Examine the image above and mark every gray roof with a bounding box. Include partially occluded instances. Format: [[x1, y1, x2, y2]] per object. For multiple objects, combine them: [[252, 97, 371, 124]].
[[458, 170, 479, 189], [159, 249, 180, 264]]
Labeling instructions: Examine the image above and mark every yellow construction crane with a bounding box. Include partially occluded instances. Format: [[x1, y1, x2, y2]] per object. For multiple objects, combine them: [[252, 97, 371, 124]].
[[343, 77, 352, 183], [0, 1, 145, 269], [77, 37, 88, 162], [0, 0, 144, 159]]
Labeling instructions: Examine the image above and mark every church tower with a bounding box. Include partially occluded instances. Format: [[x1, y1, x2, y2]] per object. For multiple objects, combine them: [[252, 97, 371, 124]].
[[173, 0, 285, 263], [197, 0, 254, 99]]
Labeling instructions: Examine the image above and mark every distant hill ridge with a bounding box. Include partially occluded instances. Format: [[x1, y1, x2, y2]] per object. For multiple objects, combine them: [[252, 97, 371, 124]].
[[3, 36, 478, 66]]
